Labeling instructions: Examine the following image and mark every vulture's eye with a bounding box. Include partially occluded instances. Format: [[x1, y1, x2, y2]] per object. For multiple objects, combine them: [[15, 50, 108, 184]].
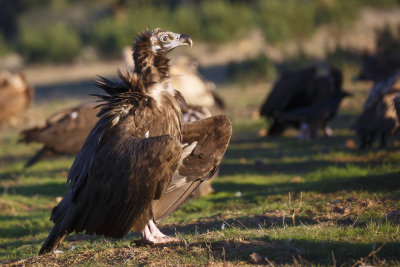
[[160, 35, 168, 43]]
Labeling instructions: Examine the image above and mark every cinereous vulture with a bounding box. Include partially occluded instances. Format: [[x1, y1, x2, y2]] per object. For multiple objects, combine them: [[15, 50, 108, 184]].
[[39, 28, 232, 254], [352, 73, 400, 148], [276, 90, 352, 139], [353, 50, 400, 148], [259, 63, 344, 137]]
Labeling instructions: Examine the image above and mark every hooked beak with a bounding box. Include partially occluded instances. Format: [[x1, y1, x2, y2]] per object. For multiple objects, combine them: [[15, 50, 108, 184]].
[[179, 34, 193, 47]]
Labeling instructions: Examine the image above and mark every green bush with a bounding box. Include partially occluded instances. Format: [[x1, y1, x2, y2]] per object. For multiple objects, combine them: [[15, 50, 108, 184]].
[[91, 17, 133, 58], [91, 5, 171, 57], [18, 23, 81, 63], [10, 0, 400, 63], [171, 7, 203, 41], [256, 0, 294, 44], [315, 1, 361, 28], [197, 1, 254, 43], [326, 47, 361, 69]]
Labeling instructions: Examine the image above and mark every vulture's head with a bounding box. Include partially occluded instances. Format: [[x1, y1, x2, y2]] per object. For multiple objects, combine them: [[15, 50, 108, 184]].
[[148, 28, 192, 53]]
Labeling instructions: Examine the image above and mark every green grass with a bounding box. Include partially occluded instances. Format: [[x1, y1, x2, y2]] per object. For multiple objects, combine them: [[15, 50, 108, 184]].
[[0, 80, 400, 266]]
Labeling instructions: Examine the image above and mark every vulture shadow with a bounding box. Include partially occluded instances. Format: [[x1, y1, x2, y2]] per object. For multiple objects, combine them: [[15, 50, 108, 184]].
[[212, 171, 400, 204], [227, 135, 358, 157], [34, 80, 98, 102], [219, 158, 398, 176], [199, 64, 228, 84], [0, 165, 70, 182], [0, 180, 67, 197], [161, 214, 317, 236], [157, 213, 400, 265], [182, 238, 399, 265]]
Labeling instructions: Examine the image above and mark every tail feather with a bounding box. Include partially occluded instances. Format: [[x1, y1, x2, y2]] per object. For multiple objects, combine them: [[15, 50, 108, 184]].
[[38, 224, 67, 255], [19, 127, 41, 143]]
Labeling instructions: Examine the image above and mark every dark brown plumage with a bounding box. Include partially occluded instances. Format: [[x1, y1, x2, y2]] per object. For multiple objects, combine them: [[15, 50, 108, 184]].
[[19, 102, 99, 168], [0, 70, 34, 126], [39, 28, 231, 254], [352, 74, 400, 148], [259, 63, 343, 137]]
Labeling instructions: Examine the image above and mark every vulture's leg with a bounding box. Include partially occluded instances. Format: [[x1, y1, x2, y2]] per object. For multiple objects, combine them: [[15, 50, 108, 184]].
[[141, 219, 179, 244]]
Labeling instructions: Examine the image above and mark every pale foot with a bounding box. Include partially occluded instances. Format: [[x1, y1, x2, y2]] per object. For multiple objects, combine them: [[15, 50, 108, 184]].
[[141, 219, 180, 245]]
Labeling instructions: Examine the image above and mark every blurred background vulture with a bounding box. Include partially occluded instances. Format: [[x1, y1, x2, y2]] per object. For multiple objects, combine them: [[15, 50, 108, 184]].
[[259, 63, 348, 139], [352, 71, 400, 148], [0, 70, 34, 126], [276, 90, 352, 139], [39, 28, 231, 254], [19, 102, 99, 167], [352, 35, 400, 148]]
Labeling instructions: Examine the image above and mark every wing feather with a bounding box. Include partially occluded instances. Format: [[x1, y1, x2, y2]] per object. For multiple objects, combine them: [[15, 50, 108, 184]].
[[153, 115, 231, 222]]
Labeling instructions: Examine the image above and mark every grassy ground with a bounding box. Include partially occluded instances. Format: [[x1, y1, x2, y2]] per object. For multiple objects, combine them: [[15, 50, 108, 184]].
[[0, 78, 400, 266]]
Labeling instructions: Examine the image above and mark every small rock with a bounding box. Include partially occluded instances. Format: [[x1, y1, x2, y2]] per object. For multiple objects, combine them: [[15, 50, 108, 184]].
[[345, 138, 356, 149], [235, 191, 242, 197], [290, 176, 302, 183], [258, 129, 267, 137], [249, 252, 263, 264], [239, 158, 247, 164], [252, 111, 260, 119]]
